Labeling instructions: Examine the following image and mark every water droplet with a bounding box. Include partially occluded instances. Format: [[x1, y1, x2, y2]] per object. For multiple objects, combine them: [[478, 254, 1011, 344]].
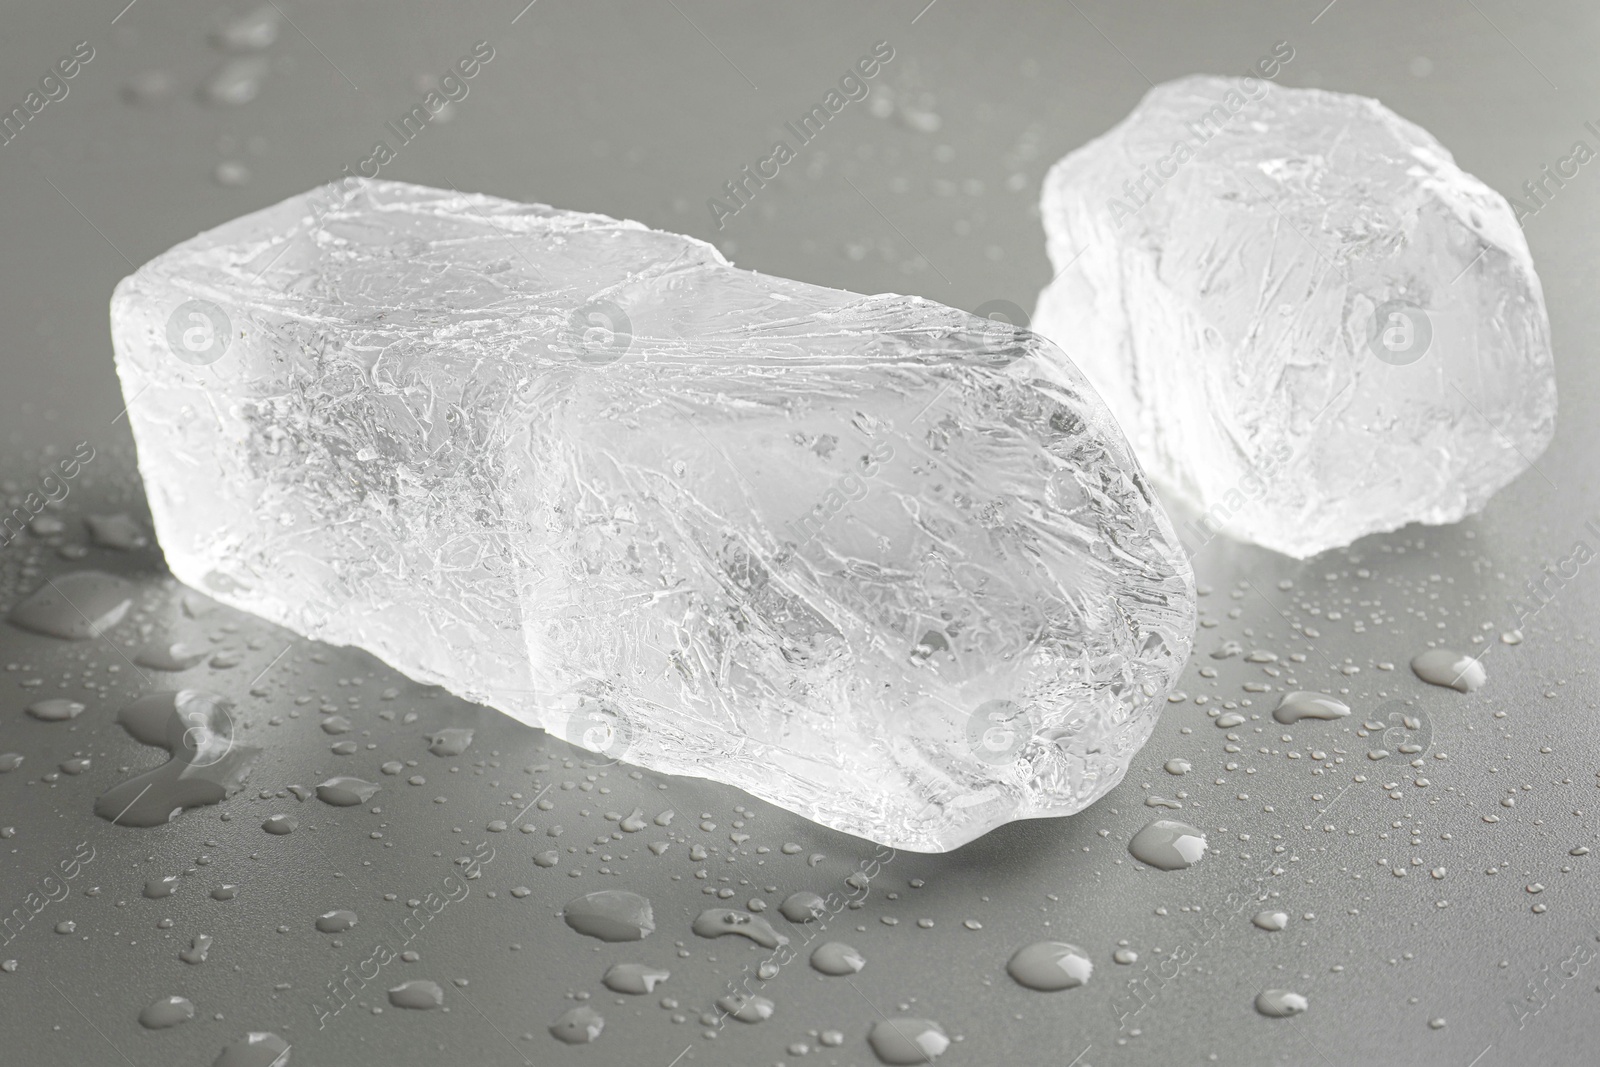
[[1272, 691, 1351, 724], [85, 514, 148, 550], [135, 638, 210, 671], [601, 962, 670, 994], [779, 891, 827, 923], [715, 992, 775, 1022], [387, 979, 444, 1010], [94, 690, 259, 827], [144, 876, 180, 899], [262, 814, 298, 835], [1006, 941, 1092, 991], [427, 728, 474, 756], [1163, 757, 1191, 775], [1410, 649, 1486, 692], [26, 698, 85, 721], [810, 942, 866, 975], [867, 1018, 950, 1064], [7, 572, 134, 640], [1128, 819, 1208, 871], [562, 890, 655, 942], [315, 909, 358, 933], [691, 908, 787, 949], [211, 885, 238, 901], [549, 1005, 604, 1044], [1252, 910, 1289, 931], [533, 850, 559, 868], [1255, 989, 1308, 1017], [314, 776, 380, 806], [203, 57, 269, 106], [0, 754, 22, 773], [180, 933, 213, 964], [139, 995, 196, 1029], [212, 1031, 290, 1067]]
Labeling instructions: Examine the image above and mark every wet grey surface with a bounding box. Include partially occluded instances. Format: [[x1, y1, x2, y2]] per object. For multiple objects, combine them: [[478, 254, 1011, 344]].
[[2, 2, 1599, 1065]]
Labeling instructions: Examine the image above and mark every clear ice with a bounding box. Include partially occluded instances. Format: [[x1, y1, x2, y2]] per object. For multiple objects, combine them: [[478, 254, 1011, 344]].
[[110, 178, 1194, 851], [1034, 77, 1556, 559]]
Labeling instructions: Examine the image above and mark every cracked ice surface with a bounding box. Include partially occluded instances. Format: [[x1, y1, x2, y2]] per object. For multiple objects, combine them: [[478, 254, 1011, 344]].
[[1034, 78, 1556, 559], [110, 179, 1194, 850]]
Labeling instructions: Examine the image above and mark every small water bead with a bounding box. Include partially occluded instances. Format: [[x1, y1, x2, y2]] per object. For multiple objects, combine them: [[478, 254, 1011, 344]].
[[315, 910, 358, 933], [691, 908, 787, 949], [1272, 691, 1350, 724], [427, 728, 474, 756], [139, 996, 196, 1029], [810, 942, 866, 976], [180, 934, 213, 963], [602, 963, 670, 994], [715, 992, 775, 1022], [1255, 989, 1308, 1017], [202, 57, 269, 106], [1128, 819, 1208, 871], [1163, 757, 1191, 776], [1006, 942, 1092, 990], [1113, 948, 1139, 964], [780, 891, 827, 923], [261, 814, 297, 835], [1252, 910, 1289, 931], [387, 980, 445, 1009], [26, 698, 85, 721], [86, 514, 148, 549], [562, 890, 655, 942], [315, 776, 380, 806], [144, 876, 181, 899], [1410, 649, 1486, 692], [867, 1018, 950, 1064], [549, 1005, 604, 1044], [135, 639, 210, 671], [211, 1031, 291, 1067]]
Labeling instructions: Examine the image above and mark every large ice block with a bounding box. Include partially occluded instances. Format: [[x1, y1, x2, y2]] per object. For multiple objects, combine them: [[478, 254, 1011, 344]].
[[1034, 77, 1556, 559], [110, 179, 1194, 851]]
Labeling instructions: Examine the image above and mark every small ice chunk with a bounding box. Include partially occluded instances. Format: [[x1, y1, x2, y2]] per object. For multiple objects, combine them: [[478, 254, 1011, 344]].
[[1034, 77, 1555, 558], [110, 179, 1194, 851]]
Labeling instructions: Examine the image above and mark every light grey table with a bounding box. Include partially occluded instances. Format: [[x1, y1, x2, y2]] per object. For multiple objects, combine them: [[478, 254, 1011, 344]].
[[2, 2, 1597, 1064]]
